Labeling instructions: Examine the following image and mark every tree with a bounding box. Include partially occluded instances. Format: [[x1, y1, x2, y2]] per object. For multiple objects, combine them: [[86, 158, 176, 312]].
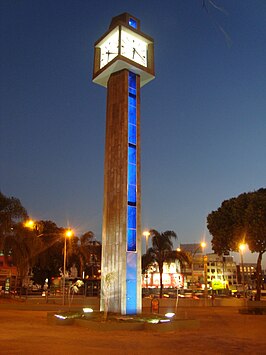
[[78, 231, 95, 277], [32, 220, 65, 285], [0, 192, 33, 287], [67, 231, 101, 279], [4, 222, 44, 286], [207, 188, 266, 300], [0, 191, 28, 250], [143, 229, 190, 298]]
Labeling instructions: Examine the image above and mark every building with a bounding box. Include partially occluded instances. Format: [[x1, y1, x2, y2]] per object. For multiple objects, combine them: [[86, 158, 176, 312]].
[[237, 262, 257, 290], [0, 253, 17, 293], [180, 243, 205, 289], [207, 254, 237, 291], [142, 261, 183, 290]]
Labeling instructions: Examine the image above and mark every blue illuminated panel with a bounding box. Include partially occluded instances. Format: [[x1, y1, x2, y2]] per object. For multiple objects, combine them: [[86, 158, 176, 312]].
[[128, 124, 136, 145], [128, 144, 136, 164], [126, 253, 137, 314], [129, 93, 136, 107], [128, 144, 136, 205], [126, 71, 137, 314], [127, 229, 136, 251], [128, 164, 136, 185], [127, 206, 136, 229], [127, 71, 137, 252], [128, 106, 136, 124], [128, 17, 137, 29], [128, 184, 136, 204]]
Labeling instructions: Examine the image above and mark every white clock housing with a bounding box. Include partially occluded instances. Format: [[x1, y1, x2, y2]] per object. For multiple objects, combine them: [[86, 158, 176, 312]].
[[120, 27, 148, 67], [99, 28, 119, 69], [93, 21, 154, 88]]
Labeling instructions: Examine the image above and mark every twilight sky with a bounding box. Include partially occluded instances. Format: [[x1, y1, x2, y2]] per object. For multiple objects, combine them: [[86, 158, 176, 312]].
[[1, 1, 266, 265]]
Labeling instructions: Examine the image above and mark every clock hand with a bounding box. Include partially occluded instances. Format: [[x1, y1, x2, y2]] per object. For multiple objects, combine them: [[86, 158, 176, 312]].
[[106, 50, 117, 61], [133, 48, 145, 62]]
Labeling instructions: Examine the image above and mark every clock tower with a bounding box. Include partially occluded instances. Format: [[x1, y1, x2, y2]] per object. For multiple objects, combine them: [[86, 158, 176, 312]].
[[93, 13, 155, 315]]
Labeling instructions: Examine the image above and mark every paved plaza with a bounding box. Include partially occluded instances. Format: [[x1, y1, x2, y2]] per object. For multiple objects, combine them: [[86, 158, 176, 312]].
[[0, 299, 266, 354]]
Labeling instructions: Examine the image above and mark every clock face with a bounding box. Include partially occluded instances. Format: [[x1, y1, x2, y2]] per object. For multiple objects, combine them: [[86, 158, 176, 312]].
[[99, 29, 119, 69], [120, 29, 148, 67]]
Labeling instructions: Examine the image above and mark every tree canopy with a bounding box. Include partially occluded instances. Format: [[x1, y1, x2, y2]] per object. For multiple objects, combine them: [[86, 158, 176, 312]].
[[207, 188, 266, 299], [0, 192, 100, 288], [0, 191, 28, 249]]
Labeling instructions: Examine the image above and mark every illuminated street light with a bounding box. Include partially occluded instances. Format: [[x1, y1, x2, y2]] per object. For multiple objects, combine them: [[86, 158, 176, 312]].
[[143, 230, 150, 254], [63, 228, 73, 305], [191, 241, 206, 296], [200, 241, 206, 249], [239, 243, 248, 297], [201, 243, 208, 301], [24, 219, 35, 230], [24, 219, 43, 237]]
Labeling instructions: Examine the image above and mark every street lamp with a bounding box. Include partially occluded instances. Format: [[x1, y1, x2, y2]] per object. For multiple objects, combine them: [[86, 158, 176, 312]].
[[191, 242, 206, 296], [143, 230, 150, 254], [63, 229, 73, 305], [239, 243, 247, 297], [24, 219, 43, 236], [201, 242, 208, 301], [24, 219, 35, 229]]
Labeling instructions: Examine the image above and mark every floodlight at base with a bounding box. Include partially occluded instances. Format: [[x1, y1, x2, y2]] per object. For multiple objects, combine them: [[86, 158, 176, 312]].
[[165, 312, 175, 318], [54, 314, 67, 320], [83, 308, 93, 313]]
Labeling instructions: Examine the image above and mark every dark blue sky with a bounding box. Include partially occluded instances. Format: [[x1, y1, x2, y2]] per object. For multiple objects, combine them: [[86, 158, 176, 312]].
[[1, 1, 266, 265]]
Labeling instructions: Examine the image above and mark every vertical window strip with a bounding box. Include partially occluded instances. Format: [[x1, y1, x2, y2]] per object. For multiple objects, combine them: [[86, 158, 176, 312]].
[[127, 72, 137, 252]]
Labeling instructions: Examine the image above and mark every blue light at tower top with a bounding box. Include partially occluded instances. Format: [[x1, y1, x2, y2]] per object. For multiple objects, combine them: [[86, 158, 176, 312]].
[[128, 17, 137, 29]]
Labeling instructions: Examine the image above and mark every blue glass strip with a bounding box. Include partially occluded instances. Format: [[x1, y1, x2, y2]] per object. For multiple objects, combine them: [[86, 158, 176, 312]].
[[128, 184, 136, 204], [127, 229, 136, 251], [128, 106, 136, 125], [129, 86, 136, 95], [127, 206, 136, 228], [128, 145, 136, 164], [129, 72, 136, 88], [128, 163, 136, 185], [126, 71, 137, 314], [128, 124, 136, 144], [126, 253, 137, 314], [129, 93, 136, 107]]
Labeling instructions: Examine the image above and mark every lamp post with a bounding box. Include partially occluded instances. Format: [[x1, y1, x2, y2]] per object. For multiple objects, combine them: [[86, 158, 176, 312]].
[[191, 242, 206, 296], [63, 229, 73, 305], [239, 243, 247, 297], [200, 242, 208, 300], [143, 230, 150, 254], [175, 247, 182, 309]]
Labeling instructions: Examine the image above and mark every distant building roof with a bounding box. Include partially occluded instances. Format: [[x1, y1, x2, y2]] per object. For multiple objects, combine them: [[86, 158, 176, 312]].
[[180, 243, 203, 254]]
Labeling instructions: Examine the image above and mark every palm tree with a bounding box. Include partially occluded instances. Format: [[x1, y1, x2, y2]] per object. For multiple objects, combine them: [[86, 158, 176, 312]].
[[67, 231, 102, 279], [143, 229, 190, 298], [79, 232, 101, 279], [79, 231, 95, 276]]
